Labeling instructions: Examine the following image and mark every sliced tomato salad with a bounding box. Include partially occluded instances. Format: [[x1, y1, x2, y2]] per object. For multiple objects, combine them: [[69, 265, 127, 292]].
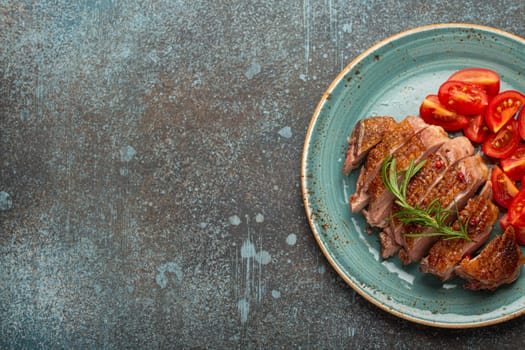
[[485, 90, 525, 133], [482, 118, 520, 159], [417, 67, 525, 244], [501, 144, 525, 180], [463, 114, 490, 144], [447, 67, 500, 97], [438, 80, 489, 115], [419, 94, 469, 131], [491, 165, 519, 208]]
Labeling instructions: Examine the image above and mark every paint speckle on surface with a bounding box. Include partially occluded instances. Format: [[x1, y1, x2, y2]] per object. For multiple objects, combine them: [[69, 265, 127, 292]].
[[155, 262, 183, 289], [255, 250, 271, 265], [271, 290, 281, 299], [0, 191, 13, 211], [286, 233, 297, 246], [278, 126, 292, 139], [245, 62, 261, 80], [119, 167, 129, 176], [241, 240, 256, 258], [120, 145, 137, 162], [199, 222, 208, 229], [229, 215, 241, 226], [237, 298, 250, 324], [255, 213, 264, 223]]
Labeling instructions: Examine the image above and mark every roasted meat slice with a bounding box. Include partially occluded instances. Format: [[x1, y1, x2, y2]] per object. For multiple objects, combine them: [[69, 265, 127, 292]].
[[398, 153, 489, 265], [363, 124, 448, 228], [379, 137, 475, 259], [455, 226, 525, 291], [419, 182, 499, 281], [342, 116, 397, 174], [350, 116, 428, 212]]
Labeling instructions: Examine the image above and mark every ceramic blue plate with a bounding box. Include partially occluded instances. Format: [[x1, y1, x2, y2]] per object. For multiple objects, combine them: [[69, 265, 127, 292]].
[[301, 24, 525, 328]]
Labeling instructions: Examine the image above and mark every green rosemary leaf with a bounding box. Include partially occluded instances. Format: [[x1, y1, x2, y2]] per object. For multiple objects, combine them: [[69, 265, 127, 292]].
[[382, 156, 470, 241]]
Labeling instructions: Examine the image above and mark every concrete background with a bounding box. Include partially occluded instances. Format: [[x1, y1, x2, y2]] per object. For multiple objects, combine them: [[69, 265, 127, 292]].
[[1, 1, 524, 349]]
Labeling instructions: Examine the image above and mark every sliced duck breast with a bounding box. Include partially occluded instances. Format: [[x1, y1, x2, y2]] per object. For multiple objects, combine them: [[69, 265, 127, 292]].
[[379, 136, 475, 258], [363, 124, 448, 228], [419, 181, 499, 281], [397, 153, 489, 265], [342, 116, 398, 175], [350, 116, 429, 212], [455, 226, 525, 291]]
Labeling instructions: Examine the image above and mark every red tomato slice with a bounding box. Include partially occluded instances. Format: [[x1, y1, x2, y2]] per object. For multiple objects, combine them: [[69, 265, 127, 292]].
[[482, 118, 520, 159], [447, 68, 500, 97], [508, 189, 525, 227], [462, 114, 490, 143], [485, 90, 525, 133], [491, 164, 519, 208], [419, 94, 469, 131], [437, 80, 489, 115], [499, 213, 525, 245], [518, 104, 525, 141], [500, 144, 525, 180]]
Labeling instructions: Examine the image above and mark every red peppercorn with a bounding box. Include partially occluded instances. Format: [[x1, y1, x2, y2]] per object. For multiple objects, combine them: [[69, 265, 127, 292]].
[[469, 217, 478, 226], [435, 159, 443, 169], [457, 172, 465, 182]]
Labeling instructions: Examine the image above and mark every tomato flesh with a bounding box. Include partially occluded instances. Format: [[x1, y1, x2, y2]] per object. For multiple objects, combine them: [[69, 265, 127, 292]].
[[482, 118, 520, 159], [463, 114, 490, 143], [491, 165, 519, 208], [508, 189, 525, 227], [518, 104, 525, 141], [485, 90, 525, 133], [500, 144, 525, 180], [419, 94, 469, 131], [447, 68, 500, 97], [438, 81, 489, 115]]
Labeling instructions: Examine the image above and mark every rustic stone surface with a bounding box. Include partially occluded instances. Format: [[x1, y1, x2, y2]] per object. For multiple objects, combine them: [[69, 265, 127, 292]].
[[1, 1, 524, 348]]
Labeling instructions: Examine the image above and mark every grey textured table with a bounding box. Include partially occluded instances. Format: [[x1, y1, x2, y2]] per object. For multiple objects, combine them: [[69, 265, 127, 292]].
[[1, 1, 524, 349]]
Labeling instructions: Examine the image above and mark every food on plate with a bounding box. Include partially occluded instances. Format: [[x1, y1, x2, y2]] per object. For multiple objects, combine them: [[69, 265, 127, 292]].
[[349, 116, 428, 212], [363, 124, 449, 228], [342, 116, 397, 174], [455, 226, 525, 291], [342, 66, 525, 291], [485, 90, 525, 133], [437, 80, 489, 115], [482, 118, 520, 159], [446, 67, 500, 97], [379, 136, 475, 258], [397, 154, 489, 265], [490, 164, 519, 208], [420, 182, 499, 281], [419, 94, 469, 131]]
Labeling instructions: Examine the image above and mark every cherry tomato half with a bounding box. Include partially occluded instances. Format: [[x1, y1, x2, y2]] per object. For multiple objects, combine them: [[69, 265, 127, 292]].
[[463, 114, 491, 144], [447, 68, 500, 97], [500, 144, 525, 181], [491, 164, 519, 208], [499, 213, 525, 246], [419, 94, 469, 131], [438, 81, 489, 115], [485, 90, 525, 133], [518, 104, 525, 141], [482, 118, 520, 159], [508, 189, 525, 227]]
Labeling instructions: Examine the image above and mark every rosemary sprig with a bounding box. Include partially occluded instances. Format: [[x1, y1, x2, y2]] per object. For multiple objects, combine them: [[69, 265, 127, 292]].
[[381, 155, 470, 241]]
